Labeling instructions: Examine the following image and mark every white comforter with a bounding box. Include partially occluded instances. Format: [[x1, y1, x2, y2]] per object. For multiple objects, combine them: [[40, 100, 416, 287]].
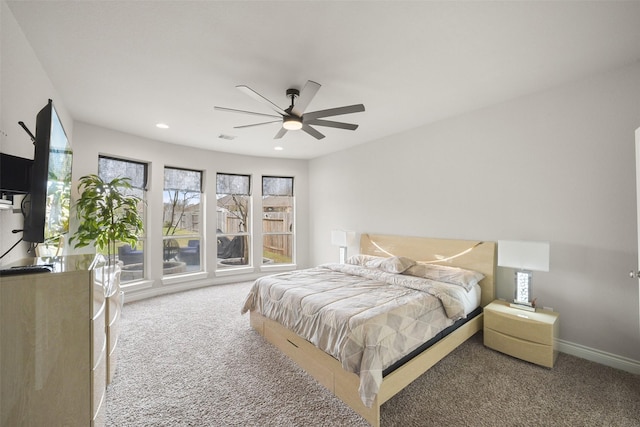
[[241, 263, 471, 407]]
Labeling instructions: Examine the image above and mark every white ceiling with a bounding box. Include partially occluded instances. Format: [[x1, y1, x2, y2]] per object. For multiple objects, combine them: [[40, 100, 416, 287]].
[[7, 1, 640, 160]]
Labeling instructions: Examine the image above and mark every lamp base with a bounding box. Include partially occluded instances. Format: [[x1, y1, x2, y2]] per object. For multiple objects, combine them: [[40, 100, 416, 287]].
[[510, 301, 536, 312], [339, 246, 347, 264]]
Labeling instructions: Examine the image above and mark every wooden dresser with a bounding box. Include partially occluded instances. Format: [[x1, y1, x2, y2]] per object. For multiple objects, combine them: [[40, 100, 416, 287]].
[[0, 255, 108, 426], [106, 270, 124, 384], [484, 299, 560, 368]]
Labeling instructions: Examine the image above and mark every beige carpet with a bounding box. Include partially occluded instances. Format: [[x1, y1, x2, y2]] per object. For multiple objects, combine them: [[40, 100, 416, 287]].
[[106, 281, 640, 426]]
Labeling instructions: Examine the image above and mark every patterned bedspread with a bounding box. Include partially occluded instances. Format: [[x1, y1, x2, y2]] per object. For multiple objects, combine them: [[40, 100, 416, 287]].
[[241, 263, 472, 407]]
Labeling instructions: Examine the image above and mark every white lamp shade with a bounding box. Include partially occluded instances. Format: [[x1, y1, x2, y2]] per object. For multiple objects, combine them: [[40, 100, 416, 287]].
[[331, 230, 356, 247], [498, 240, 550, 272], [331, 230, 348, 247]]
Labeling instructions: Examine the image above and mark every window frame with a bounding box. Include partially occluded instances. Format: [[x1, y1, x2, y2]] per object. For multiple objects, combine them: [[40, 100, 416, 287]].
[[216, 173, 252, 271], [162, 166, 204, 276], [261, 175, 295, 268], [98, 155, 148, 284]]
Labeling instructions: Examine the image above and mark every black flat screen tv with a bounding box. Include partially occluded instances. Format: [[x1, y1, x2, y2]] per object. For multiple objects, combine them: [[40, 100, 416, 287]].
[[23, 99, 73, 243]]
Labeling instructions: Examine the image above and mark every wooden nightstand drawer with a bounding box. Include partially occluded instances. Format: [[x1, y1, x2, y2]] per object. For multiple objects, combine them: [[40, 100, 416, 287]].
[[484, 328, 557, 368], [484, 301, 558, 346], [484, 309, 551, 345]]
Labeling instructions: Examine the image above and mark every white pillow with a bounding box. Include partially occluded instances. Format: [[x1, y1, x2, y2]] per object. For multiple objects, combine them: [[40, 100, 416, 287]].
[[346, 254, 416, 273], [404, 263, 484, 291]]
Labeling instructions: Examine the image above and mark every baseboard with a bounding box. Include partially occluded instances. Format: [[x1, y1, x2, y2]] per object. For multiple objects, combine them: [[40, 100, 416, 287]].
[[122, 272, 264, 303], [124, 279, 213, 303], [557, 339, 640, 375]]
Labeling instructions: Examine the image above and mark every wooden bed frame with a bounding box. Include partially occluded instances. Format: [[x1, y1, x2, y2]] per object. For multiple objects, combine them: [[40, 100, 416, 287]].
[[249, 234, 496, 426]]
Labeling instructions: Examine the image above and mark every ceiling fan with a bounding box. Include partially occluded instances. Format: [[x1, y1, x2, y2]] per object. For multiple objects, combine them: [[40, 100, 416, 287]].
[[214, 80, 365, 140]]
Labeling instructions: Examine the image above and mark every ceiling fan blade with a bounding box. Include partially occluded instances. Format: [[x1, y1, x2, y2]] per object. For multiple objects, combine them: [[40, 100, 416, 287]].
[[214, 106, 281, 119], [304, 118, 358, 131], [234, 120, 282, 129], [302, 124, 325, 140], [303, 104, 365, 120], [292, 80, 321, 116], [236, 85, 288, 116], [274, 127, 288, 139]]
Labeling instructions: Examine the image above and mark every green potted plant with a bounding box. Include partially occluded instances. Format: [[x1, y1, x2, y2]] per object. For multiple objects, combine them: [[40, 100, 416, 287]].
[[69, 174, 144, 292]]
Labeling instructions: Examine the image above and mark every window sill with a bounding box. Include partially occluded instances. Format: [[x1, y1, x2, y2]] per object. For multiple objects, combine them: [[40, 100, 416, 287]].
[[260, 263, 297, 273], [121, 279, 154, 292], [161, 271, 209, 286], [215, 266, 254, 277]]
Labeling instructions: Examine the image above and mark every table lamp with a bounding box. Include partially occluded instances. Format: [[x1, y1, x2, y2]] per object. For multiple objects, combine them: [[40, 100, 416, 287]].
[[497, 240, 550, 311], [331, 230, 354, 264]]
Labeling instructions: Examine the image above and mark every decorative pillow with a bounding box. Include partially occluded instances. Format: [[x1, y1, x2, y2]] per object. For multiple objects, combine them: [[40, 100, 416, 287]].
[[377, 256, 416, 273], [345, 254, 370, 266], [404, 263, 484, 291], [346, 254, 416, 273]]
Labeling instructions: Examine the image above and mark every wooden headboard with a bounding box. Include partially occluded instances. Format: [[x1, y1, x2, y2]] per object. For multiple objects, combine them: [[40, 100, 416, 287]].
[[360, 233, 496, 307]]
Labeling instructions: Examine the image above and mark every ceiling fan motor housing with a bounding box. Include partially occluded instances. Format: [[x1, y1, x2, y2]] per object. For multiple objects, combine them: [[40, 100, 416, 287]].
[[282, 115, 302, 130]]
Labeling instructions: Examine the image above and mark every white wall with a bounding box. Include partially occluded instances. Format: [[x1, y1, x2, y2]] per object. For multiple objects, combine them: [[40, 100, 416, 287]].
[[70, 122, 310, 299], [0, 1, 73, 264], [310, 61, 640, 363]]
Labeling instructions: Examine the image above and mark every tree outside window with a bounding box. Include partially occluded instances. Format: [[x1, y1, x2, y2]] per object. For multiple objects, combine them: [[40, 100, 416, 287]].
[[163, 167, 203, 275]]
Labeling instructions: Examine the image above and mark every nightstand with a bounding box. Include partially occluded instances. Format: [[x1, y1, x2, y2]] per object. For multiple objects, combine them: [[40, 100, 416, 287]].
[[484, 300, 560, 368]]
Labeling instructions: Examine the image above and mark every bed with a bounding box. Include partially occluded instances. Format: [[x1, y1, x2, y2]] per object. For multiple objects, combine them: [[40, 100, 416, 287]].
[[242, 234, 496, 426]]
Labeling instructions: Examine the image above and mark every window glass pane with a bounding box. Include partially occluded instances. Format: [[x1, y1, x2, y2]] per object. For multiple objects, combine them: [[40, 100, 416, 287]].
[[263, 234, 292, 264], [216, 173, 250, 195], [217, 235, 249, 268], [164, 187, 202, 233], [164, 167, 203, 275], [262, 176, 294, 266], [216, 194, 249, 234], [98, 156, 147, 189], [263, 176, 293, 196], [263, 195, 294, 232], [118, 242, 145, 282], [98, 156, 148, 284], [164, 167, 202, 192], [217, 173, 251, 269]]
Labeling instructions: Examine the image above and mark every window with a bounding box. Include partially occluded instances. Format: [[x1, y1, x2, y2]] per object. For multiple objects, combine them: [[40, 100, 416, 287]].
[[262, 176, 294, 265], [216, 173, 251, 269], [163, 167, 203, 275], [98, 156, 147, 283]]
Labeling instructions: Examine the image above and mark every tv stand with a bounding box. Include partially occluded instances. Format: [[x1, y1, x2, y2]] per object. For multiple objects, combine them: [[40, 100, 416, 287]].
[[0, 255, 108, 426]]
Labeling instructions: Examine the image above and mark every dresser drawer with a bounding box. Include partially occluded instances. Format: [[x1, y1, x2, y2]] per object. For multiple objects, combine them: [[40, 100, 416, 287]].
[[485, 328, 557, 368], [92, 304, 107, 369], [107, 289, 123, 324], [484, 305, 555, 345], [92, 353, 107, 422]]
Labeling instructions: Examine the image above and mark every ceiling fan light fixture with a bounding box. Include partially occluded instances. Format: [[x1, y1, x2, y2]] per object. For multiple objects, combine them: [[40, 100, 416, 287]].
[[282, 116, 302, 131]]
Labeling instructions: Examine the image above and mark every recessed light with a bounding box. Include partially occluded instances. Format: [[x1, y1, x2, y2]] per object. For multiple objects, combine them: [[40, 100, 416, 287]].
[[156, 123, 169, 129], [274, 146, 284, 151]]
